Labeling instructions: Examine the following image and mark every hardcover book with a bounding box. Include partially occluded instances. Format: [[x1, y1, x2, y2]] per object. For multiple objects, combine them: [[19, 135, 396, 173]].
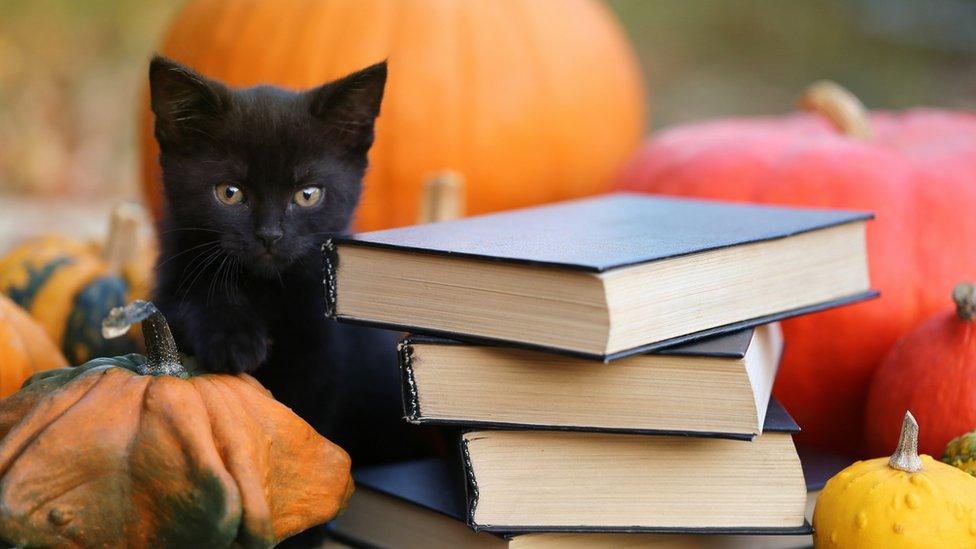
[[461, 400, 806, 533], [327, 450, 819, 549], [400, 324, 783, 439], [325, 193, 875, 359]]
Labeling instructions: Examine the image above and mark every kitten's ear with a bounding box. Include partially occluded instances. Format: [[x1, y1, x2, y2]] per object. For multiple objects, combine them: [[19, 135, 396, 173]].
[[149, 55, 230, 149], [308, 61, 388, 152]]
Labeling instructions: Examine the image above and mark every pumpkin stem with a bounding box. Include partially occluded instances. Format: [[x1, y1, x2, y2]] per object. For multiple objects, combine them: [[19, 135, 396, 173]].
[[102, 202, 142, 273], [953, 282, 976, 321], [102, 301, 186, 377], [417, 171, 465, 224], [889, 411, 923, 473], [796, 80, 873, 140]]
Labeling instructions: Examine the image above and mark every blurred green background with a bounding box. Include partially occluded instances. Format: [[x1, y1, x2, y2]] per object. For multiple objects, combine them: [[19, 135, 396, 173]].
[[1, 0, 974, 199]]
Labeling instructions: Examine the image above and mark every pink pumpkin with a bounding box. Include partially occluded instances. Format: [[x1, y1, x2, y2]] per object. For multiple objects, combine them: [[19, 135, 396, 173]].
[[614, 81, 976, 453]]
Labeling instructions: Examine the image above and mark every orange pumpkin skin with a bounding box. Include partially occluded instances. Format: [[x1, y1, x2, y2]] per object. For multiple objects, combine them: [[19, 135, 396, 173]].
[[864, 285, 976, 458], [140, 0, 645, 231], [614, 101, 976, 453], [0, 303, 352, 548], [0, 294, 67, 398]]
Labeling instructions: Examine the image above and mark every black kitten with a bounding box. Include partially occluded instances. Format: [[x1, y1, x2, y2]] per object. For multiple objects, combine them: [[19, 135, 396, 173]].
[[148, 56, 436, 471]]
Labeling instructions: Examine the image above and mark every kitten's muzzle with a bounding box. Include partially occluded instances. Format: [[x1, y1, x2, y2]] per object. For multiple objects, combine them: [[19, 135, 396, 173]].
[[256, 227, 284, 248]]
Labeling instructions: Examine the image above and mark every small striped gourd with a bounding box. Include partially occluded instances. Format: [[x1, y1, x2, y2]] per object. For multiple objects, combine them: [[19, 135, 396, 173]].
[[943, 430, 976, 476], [0, 204, 156, 363]]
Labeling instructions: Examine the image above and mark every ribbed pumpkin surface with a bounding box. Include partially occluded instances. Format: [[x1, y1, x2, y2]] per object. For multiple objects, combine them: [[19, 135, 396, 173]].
[[0, 356, 352, 547]]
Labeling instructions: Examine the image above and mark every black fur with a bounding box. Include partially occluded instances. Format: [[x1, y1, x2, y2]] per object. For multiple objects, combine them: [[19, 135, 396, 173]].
[[148, 55, 436, 470]]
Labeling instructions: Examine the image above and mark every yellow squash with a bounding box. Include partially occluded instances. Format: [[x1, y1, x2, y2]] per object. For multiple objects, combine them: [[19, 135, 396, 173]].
[[814, 412, 976, 547]]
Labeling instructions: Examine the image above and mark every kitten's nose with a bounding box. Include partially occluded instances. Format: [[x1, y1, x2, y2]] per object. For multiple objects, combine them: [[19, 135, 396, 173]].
[[256, 228, 284, 248]]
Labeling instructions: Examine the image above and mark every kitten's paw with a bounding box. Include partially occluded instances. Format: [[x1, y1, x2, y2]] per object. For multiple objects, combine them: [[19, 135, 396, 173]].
[[196, 330, 270, 373]]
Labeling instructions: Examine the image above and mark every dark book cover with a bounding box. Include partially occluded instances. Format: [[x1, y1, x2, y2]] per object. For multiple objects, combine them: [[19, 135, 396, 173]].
[[345, 292, 874, 362], [403, 328, 757, 359], [398, 332, 788, 439], [336, 193, 871, 272], [325, 193, 877, 360], [437, 398, 798, 441]]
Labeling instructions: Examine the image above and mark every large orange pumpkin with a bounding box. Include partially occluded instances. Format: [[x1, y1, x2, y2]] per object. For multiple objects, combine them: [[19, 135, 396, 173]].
[[614, 81, 976, 454], [0, 294, 67, 398], [864, 283, 976, 457], [140, 0, 646, 231]]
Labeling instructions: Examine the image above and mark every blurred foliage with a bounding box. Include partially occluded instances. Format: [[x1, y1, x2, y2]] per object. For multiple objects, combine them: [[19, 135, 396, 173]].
[[0, 0, 974, 198], [610, 0, 976, 125], [0, 0, 178, 196]]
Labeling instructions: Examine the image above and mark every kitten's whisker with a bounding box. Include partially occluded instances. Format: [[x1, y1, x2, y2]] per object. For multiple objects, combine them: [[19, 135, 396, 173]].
[[174, 245, 222, 291], [220, 256, 233, 305], [228, 257, 241, 305], [176, 247, 224, 302], [156, 240, 219, 270], [207, 254, 229, 305], [178, 251, 223, 307]]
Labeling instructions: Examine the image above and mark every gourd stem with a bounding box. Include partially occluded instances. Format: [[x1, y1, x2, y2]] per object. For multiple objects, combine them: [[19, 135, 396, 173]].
[[102, 202, 141, 273], [102, 301, 186, 377], [889, 411, 923, 473], [953, 282, 976, 321], [796, 80, 873, 140]]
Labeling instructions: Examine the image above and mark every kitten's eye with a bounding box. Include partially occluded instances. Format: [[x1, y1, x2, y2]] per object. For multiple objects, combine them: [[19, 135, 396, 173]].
[[215, 183, 244, 205], [294, 186, 323, 207]]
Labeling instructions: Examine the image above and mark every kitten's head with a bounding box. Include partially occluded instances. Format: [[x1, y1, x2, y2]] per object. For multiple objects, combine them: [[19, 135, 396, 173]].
[[149, 55, 386, 277]]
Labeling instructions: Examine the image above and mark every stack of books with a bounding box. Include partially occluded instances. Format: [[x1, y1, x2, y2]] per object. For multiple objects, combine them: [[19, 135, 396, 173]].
[[322, 194, 874, 547]]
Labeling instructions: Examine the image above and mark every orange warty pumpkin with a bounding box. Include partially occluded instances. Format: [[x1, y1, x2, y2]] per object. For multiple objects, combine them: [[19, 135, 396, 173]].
[[0, 301, 352, 548], [0, 294, 67, 398], [864, 283, 976, 457], [614, 81, 976, 454], [140, 0, 646, 231]]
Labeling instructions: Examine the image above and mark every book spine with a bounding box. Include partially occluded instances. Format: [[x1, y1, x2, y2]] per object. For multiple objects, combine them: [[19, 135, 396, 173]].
[[322, 239, 339, 318], [459, 435, 483, 531], [398, 340, 422, 423]]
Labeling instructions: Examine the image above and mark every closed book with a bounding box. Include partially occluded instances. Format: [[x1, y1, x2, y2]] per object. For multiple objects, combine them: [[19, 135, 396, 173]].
[[325, 193, 875, 359], [400, 324, 783, 439], [462, 401, 806, 533], [327, 454, 818, 549]]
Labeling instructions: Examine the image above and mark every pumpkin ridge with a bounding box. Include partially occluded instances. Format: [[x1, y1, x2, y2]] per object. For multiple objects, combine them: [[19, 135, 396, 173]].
[[191, 376, 275, 547], [211, 374, 352, 541], [134, 376, 242, 547], [0, 368, 110, 481]]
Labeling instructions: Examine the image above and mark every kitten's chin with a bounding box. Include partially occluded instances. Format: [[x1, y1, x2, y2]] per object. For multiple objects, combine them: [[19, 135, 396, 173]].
[[248, 252, 293, 278]]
